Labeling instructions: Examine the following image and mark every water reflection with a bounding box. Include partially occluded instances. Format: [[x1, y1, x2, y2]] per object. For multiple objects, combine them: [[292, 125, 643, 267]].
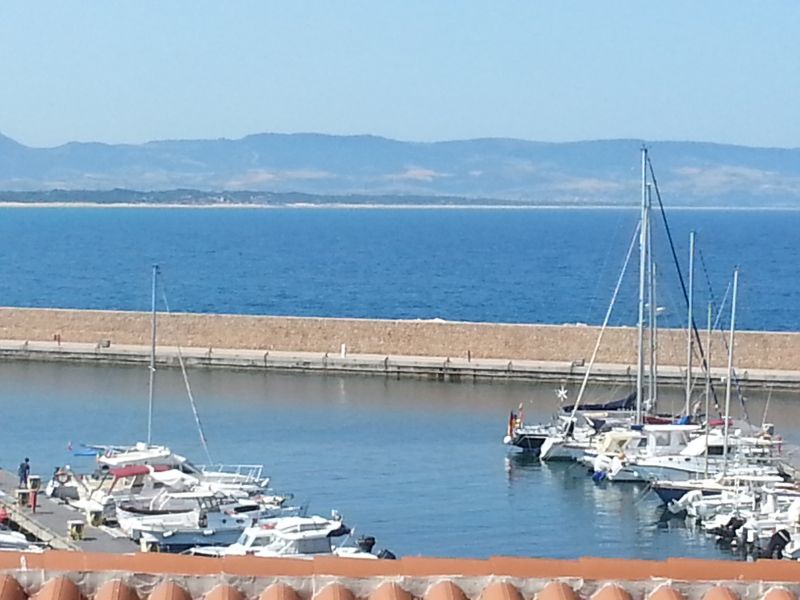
[[0, 359, 794, 560]]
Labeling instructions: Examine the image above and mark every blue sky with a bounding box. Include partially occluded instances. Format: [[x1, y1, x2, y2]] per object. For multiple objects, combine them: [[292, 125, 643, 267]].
[[1, 1, 798, 148]]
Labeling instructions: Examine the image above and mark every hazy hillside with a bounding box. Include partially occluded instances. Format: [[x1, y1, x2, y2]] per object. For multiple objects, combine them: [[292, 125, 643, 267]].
[[1, 133, 799, 206]]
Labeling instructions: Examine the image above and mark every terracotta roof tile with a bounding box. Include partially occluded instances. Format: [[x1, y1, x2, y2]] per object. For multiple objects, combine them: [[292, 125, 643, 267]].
[[94, 581, 139, 600], [426, 581, 468, 600], [148, 582, 190, 600], [763, 588, 797, 600], [480, 583, 522, 600], [536, 582, 579, 600], [648, 585, 686, 600], [314, 584, 355, 600], [0, 575, 26, 600], [592, 585, 631, 600], [259, 584, 300, 600], [32, 578, 82, 600], [369, 583, 412, 600], [703, 587, 739, 600], [204, 586, 244, 600]]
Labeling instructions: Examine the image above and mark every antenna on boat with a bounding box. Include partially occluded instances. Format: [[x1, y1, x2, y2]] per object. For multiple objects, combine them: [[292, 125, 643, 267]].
[[147, 264, 159, 445], [722, 267, 739, 476]]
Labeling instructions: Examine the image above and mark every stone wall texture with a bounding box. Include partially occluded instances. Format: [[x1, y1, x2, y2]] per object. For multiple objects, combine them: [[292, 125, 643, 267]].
[[0, 307, 797, 371]]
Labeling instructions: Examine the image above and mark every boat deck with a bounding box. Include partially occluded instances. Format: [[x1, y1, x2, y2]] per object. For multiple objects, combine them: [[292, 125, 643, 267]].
[[0, 468, 137, 553]]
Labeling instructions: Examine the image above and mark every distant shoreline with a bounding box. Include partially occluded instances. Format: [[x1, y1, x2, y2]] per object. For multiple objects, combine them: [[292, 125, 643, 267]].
[[0, 201, 797, 211]]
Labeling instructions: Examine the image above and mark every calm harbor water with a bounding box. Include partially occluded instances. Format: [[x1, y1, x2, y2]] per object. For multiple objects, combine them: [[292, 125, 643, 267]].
[[0, 206, 797, 330], [1, 206, 798, 559], [1, 361, 796, 560]]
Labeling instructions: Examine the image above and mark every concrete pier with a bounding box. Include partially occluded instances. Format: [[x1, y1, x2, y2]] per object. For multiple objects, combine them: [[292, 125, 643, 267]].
[[0, 338, 798, 390], [0, 307, 799, 389], [0, 470, 137, 553]]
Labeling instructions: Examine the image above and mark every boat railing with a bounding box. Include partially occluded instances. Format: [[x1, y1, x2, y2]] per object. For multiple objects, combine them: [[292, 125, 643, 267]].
[[198, 464, 264, 481]]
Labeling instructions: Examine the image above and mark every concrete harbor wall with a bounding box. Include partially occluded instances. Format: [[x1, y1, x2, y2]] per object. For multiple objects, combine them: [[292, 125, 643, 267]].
[[0, 307, 798, 387]]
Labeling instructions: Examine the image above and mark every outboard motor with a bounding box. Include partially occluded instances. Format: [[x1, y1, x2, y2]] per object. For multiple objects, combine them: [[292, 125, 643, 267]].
[[761, 529, 791, 559], [709, 516, 746, 541], [357, 536, 376, 553], [377, 549, 397, 560]]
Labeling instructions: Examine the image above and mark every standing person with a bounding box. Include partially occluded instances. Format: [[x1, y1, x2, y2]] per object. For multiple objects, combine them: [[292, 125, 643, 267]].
[[17, 458, 30, 488]]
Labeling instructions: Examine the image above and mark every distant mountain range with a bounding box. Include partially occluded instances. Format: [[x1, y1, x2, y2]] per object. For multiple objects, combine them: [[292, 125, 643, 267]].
[[1, 133, 799, 206]]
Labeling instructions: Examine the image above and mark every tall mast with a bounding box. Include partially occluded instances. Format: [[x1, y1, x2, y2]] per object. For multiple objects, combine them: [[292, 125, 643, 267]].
[[685, 231, 696, 415], [647, 184, 656, 413], [703, 301, 712, 478], [636, 146, 648, 425], [722, 268, 739, 475], [652, 262, 658, 411], [147, 264, 159, 445]]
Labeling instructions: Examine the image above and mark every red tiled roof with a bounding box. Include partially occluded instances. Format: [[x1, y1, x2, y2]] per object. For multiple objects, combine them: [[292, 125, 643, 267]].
[[0, 551, 799, 600]]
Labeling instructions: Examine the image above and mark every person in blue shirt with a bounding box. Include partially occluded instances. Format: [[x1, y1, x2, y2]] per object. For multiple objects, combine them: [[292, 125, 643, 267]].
[[17, 458, 30, 488]]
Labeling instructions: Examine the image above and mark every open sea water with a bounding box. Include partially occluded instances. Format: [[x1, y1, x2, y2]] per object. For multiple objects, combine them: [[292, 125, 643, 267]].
[[0, 206, 797, 330], [0, 206, 798, 560]]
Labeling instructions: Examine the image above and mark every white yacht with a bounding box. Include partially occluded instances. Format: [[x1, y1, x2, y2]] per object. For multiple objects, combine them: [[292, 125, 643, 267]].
[[189, 514, 393, 559], [629, 428, 782, 482], [47, 442, 272, 505], [588, 424, 701, 482]]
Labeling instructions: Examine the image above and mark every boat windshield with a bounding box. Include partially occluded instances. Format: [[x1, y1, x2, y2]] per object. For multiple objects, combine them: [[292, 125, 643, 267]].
[[179, 461, 201, 475], [292, 537, 332, 555], [240, 532, 275, 548]]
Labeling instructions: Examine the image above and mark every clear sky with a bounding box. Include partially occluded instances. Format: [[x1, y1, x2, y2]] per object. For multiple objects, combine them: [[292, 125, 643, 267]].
[[1, 1, 798, 148]]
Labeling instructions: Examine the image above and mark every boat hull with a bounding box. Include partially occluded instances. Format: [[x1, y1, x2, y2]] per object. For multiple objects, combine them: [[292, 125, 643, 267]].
[[138, 527, 244, 553]]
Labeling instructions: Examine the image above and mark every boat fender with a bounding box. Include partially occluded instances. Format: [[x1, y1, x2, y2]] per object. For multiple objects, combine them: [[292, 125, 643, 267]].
[[671, 489, 703, 513], [593, 454, 613, 474]]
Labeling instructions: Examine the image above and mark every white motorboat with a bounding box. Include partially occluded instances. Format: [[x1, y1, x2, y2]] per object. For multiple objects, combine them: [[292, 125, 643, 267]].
[[588, 424, 701, 482], [653, 471, 787, 506], [122, 488, 300, 552], [630, 428, 783, 482], [116, 489, 277, 536], [0, 526, 43, 553], [189, 514, 394, 559]]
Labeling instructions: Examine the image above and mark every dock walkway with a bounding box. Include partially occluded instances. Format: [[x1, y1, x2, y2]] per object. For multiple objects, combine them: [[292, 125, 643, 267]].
[[1, 339, 799, 390], [0, 469, 137, 553]]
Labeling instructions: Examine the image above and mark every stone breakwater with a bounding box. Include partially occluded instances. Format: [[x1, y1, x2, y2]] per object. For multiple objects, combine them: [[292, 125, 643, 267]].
[[0, 307, 797, 372]]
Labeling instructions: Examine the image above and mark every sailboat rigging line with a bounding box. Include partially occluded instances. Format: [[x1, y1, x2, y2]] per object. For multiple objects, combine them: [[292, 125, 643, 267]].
[[159, 286, 215, 465], [147, 264, 158, 446], [646, 157, 720, 415], [698, 247, 717, 311], [568, 221, 640, 427], [762, 386, 773, 428], [713, 280, 731, 332], [584, 209, 628, 324], [708, 280, 751, 424]]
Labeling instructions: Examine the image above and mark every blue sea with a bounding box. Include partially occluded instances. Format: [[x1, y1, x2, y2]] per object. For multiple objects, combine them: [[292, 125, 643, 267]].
[[0, 206, 797, 330], [1, 362, 797, 560], [0, 206, 798, 560]]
